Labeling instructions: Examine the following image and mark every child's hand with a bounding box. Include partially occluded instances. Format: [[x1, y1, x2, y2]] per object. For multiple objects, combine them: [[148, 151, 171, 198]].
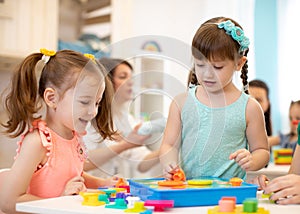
[[62, 175, 86, 196], [163, 162, 180, 180], [229, 149, 252, 171], [123, 123, 151, 147], [102, 175, 121, 187], [264, 174, 300, 204]]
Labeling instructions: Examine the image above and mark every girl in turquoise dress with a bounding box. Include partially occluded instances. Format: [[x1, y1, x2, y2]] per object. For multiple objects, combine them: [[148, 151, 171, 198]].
[[159, 17, 269, 180]]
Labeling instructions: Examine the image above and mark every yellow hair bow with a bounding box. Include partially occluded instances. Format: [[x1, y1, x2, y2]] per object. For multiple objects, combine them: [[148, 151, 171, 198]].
[[40, 48, 56, 64], [40, 48, 56, 56], [84, 53, 96, 63]]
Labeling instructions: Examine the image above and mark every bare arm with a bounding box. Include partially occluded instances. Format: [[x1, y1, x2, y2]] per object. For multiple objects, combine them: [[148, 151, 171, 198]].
[[84, 140, 139, 171], [245, 97, 270, 170], [82, 172, 118, 189], [268, 135, 280, 147], [84, 123, 151, 171], [159, 93, 186, 176], [0, 131, 46, 213], [137, 150, 160, 173]]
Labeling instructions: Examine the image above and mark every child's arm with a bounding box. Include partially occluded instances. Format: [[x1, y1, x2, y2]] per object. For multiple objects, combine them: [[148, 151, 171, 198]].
[[159, 94, 186, 179], [268, 135, 280, 147], [230, 98, 270, 171], [82, 172, 119, 189], [137, 150, 160, 173], [84, 140, 141, 171], [84, 126, 150, 172], [0, 131, 47, 213]]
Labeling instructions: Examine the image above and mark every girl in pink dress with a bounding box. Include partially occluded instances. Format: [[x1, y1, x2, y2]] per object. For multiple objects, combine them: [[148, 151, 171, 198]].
[[0, 49, 117, 213]]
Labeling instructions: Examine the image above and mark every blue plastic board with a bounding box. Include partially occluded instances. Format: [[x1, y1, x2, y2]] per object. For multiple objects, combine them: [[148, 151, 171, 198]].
[[128, 177, 257, 207]]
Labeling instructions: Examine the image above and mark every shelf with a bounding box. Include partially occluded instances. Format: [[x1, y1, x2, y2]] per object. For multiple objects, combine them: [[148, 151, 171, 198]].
[[0, 54, 24, 73]]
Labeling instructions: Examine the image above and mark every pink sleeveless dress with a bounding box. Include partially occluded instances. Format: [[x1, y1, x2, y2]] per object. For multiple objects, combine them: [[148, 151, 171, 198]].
[[15, 120, 87, 198]]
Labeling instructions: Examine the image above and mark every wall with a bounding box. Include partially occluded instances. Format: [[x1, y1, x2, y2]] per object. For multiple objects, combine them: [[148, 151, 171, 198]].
[[111, 0, 256, 92], [0, 0, 58, 168], [254, 0, 280, 133], [0, 71, 17, 169]]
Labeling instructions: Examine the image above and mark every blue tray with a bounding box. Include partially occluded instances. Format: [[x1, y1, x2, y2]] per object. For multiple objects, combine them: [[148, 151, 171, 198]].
[[128, 177, 257, 207]]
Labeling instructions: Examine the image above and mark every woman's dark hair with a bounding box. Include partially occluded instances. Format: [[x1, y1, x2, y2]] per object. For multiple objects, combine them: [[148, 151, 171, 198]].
[[98, 57, 133, 83], [249, 79, 272, 136]]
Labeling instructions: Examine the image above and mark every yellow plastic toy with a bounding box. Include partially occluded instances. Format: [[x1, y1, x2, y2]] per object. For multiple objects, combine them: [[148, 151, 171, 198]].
[[79, 192, 106, 206], [273, 148, 293, 165], [124, 201, 147, 213], [207, 197, 269, 214], [187, 179, 213, 186]]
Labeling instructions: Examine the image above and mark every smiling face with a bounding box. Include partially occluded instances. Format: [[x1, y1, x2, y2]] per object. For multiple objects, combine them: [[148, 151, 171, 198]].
[[113, 63, 133, 103], [55, 71, 105, 136]]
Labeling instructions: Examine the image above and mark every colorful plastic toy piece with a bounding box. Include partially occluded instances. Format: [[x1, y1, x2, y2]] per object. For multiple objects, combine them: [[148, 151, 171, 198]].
[[229, 177, 243, 186], [140, 210, 153, 214], [243, 198, 258, 212], [187, 179, 213, 186], [98, 194, 109, 204], [100, 188, 117, 197], [273, 149, 293, 165], [124, 201, 147, 213], [79, 192, 106, 206], [126, 196, 141, 208], [261, 192, 271, 199], [115, 178, 127, 187], [144, 200, 174, 211], [157, 180, 185, 187], [207, 197, 269, 214], [172, 168, 186, 181], [207, 206, 270, 214], [118, 185, 130, 193], [105, 198, 128, 209], [218, 197, 236, 212]]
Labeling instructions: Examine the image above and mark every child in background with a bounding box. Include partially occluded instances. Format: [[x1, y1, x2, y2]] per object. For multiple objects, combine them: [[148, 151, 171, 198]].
[[268, 100, 300, 153], [159, 17, 269, 180], [0, 49, 117, 213], [249, 79, 273, 136]]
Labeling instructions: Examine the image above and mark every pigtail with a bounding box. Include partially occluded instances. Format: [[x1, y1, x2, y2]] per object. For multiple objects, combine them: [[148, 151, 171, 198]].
[[92, 62, 116, 140], [2, 53, 43, 137], [240, 50, 249, 94]]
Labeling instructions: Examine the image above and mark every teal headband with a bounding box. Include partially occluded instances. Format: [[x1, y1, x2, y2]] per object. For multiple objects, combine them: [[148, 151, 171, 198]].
[[217, 20, 250, 53]]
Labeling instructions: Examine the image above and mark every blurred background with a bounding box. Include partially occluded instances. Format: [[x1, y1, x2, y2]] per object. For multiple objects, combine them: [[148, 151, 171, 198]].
[[0, 0, 298, 168]]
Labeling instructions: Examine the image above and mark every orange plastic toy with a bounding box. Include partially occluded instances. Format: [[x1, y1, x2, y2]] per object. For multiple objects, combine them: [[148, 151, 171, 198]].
[[115, 178, 127, 187], [229, 177, 243, 186], [157, 180, 185, 187], [172, 168, 186, 181]]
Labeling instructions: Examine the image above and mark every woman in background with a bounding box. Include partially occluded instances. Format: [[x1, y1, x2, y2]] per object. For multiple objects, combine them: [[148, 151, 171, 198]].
[[249, 79, 272, 136], [84, 57, 162, 178]]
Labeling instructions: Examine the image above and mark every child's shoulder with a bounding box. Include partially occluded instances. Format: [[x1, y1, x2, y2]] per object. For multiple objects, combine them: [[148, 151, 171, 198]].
[[246, 96, 265, 115], [21, 129, 43, 148], [173, 92, 189, 107]]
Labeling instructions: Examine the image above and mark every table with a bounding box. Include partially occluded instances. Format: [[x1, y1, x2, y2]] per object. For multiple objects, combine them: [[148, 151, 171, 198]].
[[16, 192, 300, 214], [247, 163, 290, 181]]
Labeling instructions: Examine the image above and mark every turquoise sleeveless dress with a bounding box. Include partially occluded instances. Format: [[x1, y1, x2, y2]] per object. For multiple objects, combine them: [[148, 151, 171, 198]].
[[180, 86, 249, 180]]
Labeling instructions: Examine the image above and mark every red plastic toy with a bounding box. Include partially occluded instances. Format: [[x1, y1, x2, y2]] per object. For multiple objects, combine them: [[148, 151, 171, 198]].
[[144, 200, 174, 211]]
